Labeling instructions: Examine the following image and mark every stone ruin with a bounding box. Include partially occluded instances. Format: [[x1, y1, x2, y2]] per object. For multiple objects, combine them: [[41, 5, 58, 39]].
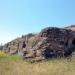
[[1, 27, 75, 61]]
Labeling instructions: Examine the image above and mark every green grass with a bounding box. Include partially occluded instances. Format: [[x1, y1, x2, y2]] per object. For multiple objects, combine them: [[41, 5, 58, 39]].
[[0, 51, 22, 62], [0, 51, 75, 75]]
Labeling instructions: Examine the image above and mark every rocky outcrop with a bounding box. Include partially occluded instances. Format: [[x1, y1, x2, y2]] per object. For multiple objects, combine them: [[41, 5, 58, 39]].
[[2, 33, 35, 54], [65, 25, 75, 31], [2, 27, 75, 61]]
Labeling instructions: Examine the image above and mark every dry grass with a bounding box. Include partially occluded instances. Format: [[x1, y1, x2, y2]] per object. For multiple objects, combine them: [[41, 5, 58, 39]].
[[0, 51, 75, 75]]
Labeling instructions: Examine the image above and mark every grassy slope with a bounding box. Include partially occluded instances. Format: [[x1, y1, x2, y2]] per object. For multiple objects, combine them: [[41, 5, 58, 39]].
[[0, 51, 75, 75]]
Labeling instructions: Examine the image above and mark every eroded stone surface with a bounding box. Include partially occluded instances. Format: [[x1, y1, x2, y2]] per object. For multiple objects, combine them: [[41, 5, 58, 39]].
[[1, 27, 75, 61]]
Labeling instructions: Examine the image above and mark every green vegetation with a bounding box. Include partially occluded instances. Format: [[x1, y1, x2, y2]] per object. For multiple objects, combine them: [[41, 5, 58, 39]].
[[0, 51, 22, 62], [0, 51, 75, 75]]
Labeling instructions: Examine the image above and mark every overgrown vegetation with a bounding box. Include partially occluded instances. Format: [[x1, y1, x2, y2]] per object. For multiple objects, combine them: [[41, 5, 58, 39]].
[[0, 51, 75, 75]]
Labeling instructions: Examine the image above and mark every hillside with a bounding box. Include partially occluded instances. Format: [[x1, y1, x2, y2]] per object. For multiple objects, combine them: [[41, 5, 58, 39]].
[[0, 25, 75, 75], [1, 26, 75, 61]]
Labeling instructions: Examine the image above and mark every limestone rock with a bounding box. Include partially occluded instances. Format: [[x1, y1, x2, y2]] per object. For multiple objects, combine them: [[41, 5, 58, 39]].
[[1, 27, 75, 61]]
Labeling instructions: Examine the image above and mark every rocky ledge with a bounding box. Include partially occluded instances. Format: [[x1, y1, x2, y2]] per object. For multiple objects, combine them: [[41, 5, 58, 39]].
[[1, 27, 75, 61]]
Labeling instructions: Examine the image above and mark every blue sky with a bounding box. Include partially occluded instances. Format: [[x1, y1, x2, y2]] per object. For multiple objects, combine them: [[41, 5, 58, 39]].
[[0, 0, 75, 44]]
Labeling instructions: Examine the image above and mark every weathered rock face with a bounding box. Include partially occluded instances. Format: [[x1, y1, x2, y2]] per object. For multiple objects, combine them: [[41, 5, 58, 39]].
[[2, 27, 75, 61], [2, 33, 35, 54], [38, 27, 75, 58]]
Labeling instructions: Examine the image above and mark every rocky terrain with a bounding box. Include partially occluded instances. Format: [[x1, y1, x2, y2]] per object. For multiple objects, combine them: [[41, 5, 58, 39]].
[[65, 25, 75, 31], [1, 25, 75, 61]]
